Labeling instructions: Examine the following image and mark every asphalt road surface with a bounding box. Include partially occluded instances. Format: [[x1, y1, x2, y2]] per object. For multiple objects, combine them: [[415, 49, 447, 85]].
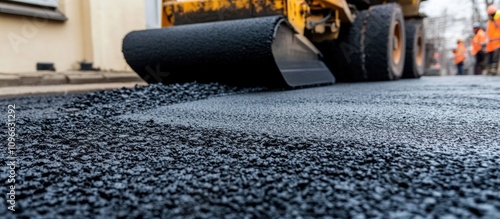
[[0, 76, 499, 218]]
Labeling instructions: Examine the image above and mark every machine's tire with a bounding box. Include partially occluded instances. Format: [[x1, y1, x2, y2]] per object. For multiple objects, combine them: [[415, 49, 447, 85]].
[[403, 20, 426, 78], [343, 10, 369, 81], [316, 10, 369, 82], [364, 3, 406, 81]]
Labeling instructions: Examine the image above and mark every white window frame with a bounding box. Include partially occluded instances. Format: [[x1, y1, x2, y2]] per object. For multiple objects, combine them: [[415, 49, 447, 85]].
[[9, 0, 58, 8], [0, 0, 66, 21]]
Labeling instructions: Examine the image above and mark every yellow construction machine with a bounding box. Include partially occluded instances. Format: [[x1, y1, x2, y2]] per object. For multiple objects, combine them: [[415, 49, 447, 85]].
[[123, 0, 426, 88]]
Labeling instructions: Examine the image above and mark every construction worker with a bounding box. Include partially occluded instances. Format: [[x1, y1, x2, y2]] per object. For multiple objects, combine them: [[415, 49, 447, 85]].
[[471, 22, 487, 75], [453, 38, 466, 75], [486, 4, 500, 75]]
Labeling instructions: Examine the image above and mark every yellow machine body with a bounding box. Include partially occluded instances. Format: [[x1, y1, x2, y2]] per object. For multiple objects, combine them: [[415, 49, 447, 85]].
[[372, 0, 424, 17], [161, 0, 422, 42]]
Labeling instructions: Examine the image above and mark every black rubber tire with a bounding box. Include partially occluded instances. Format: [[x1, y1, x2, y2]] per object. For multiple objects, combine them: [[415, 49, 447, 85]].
[[343, 10, 369, 81], [364, 3, 406, 81], [403, 20, 426, 78], [316, 10, 369, 82]]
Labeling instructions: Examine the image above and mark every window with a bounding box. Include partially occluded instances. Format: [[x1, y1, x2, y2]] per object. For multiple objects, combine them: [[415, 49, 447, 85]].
[[0, 0, 66, 21]]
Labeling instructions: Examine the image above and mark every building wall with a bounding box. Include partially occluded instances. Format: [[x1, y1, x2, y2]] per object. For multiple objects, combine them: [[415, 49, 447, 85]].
[[88, 0, 146, 71], [0, 0, 146, 73]]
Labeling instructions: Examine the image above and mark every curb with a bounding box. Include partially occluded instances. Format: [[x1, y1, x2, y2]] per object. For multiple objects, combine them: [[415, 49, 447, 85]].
[[0, 82, 148, 98], [40, 74, 68, 85], [67, 73, 106, 84], [0, 75, 21, 87], [0, 71, 144, 87], [103, 72, 143, 83]]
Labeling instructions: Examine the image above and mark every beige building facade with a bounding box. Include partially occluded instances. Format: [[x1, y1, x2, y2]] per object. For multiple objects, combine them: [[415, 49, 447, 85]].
[[0, 0, 155, 73]]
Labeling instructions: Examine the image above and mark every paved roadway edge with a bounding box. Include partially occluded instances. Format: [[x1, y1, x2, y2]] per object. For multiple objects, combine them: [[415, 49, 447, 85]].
[[0, 82, 148, 98]]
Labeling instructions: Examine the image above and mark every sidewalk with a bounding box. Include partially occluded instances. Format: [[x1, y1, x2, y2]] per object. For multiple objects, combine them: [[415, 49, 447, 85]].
[[0, 71, 147, 98]]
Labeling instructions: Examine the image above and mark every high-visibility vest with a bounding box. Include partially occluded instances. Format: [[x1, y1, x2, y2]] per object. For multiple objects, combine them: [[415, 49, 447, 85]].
[[486, 11, 500, 52], [471, 29, 486, 55], [454, 42, 466, 64]]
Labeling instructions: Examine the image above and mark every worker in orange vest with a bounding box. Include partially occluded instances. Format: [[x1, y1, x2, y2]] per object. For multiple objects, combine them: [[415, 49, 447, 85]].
[[471, 22, 487, 75], [453, 38, 466, 75], [486, 4, 500, 75]]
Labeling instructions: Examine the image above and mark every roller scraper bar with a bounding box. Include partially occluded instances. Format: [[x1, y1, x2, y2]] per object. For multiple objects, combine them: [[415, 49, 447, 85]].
[[122, 16, 335, 88]]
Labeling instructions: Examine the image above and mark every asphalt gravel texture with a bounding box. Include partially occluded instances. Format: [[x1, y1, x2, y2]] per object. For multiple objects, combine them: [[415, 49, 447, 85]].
[[1, 76, 499, 219]]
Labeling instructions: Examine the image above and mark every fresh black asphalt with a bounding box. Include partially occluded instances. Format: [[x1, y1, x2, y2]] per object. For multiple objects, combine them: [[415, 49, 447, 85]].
[[1, 76, 499, 218]]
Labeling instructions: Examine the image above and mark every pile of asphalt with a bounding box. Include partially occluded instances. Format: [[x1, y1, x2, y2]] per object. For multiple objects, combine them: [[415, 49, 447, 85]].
[[60, 82, 266, 118], [0, 80, 499, 218]]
